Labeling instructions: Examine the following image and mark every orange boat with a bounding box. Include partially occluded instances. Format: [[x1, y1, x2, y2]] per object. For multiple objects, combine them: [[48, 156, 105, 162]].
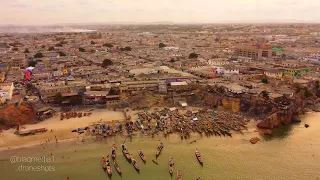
[[195, 149, 203, 165], [177, 170, 182, 180]]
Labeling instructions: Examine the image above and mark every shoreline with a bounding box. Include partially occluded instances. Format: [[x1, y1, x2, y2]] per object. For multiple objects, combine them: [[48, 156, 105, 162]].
[[0, 109, 126, 152], [0, 110, 318, 153]]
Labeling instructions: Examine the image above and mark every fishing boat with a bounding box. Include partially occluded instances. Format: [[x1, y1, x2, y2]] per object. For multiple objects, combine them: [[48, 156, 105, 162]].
[[111, 146, 116, 160], [177, 170, 182, 180], [138, 149, 146, 163], [131, 155, 140, 171], [102, 156, 107, 170], [106, 156, 112, 175], [168, 157, 174, 176], [195, 149, 203, 165], [121, 144, 131, 161], [135, 120, 142, 129], [156, 142, 164, 158], [113, 160, 122, 175]]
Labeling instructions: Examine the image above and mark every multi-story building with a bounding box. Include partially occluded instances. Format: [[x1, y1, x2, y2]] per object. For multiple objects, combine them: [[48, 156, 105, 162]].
[[39, 85, 77, 103], [0, 82, 14, 100], [234, 44, 272, 60]]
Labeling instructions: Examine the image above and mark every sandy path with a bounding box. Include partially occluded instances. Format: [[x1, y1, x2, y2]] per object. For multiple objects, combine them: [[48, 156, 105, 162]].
[[0, 109, 126, 151]]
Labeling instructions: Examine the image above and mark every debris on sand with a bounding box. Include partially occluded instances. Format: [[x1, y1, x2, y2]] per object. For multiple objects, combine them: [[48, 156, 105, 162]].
[[250, 137, 260, 144]]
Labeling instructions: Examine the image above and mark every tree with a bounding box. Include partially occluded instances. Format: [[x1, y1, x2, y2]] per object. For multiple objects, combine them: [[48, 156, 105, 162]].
[[58, 51, 66, 56], [103, 43, 113, 48], [24, 48, 30, 53], [170, 58, 175, 63], [54, 92, 63, 104], [305, 89, 312, 98], [28, 60, 37, 67], [12, 47, 18, 51], [188, 52, 198, 59], [261, 78, 268, 84], [261, 90, 269, 99], [55, 43, 63, 47], [91, 41, 96, 45], [316, 80, 320, 89], [48, 46, 55, 51], [26, 83, 34, 90], [79, 47, 86, 52], [159, 43, 166, 48], [124, 46, 131, 51], [102, 59, 113, 68], [109, 87, 120, 95], [34, 52, 43, 58]]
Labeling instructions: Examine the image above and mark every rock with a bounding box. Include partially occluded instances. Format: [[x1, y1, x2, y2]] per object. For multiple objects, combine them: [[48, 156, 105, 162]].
[[250, 137, 260, 144], [264, 129, 272, 135], [305, 124, 310, 128], [257, 120, 274, 129]]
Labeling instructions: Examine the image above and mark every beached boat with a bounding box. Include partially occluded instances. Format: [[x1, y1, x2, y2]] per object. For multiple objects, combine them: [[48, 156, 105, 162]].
[[111, 146, 116, 160], [113, 160, 122, 175], [156, 142, 164, 158], [177, 170, 182, 180], [138, 150, 146, 163], [131, 155, 140, 171], [106, 156, 112, 175], [135, 120, 142, 129], [168, 157, 174, 176], [195, 149, 203, 164], [121, 144, 131, 161]]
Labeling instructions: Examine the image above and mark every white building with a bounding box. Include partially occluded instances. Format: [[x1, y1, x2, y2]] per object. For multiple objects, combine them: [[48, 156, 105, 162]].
[[0, 82, 14, 100]]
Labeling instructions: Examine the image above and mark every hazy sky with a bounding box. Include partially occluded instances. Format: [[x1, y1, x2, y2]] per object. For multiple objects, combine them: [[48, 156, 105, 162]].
[[1, 0, 320, 25]]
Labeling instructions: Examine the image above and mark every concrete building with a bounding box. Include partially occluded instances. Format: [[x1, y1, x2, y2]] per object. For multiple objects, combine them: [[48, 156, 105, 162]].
[[265, 69, 283, 79], [0, 82, 14, 100], [234, 44, 272, 60]]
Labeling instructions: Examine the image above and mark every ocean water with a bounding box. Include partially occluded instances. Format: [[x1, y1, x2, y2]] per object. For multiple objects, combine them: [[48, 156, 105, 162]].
[[0, 113, 319, 180]]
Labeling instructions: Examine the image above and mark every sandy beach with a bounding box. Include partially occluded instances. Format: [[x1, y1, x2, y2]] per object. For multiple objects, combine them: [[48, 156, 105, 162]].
[[0, 109, 126, 151]]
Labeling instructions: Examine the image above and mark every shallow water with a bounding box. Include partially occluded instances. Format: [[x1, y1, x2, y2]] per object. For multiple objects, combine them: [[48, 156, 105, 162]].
[[0, 113, 319, 180]]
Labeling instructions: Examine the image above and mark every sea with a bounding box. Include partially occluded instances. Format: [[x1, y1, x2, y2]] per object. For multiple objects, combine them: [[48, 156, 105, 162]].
[[0, 113, 319, 180]]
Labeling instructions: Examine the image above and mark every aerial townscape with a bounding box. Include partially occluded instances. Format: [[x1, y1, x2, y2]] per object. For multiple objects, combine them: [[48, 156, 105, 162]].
[[0, 23, 320, 180]]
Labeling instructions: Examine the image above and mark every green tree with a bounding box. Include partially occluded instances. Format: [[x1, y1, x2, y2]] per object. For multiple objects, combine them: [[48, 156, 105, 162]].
[[316, 80, 320, 89], [28, 60, 37, 67], [103, 43, 113, 48], [58, 51, 66, 56], [188, 52, 198, 59], [305, 89, 312, 98], [79, 47, 86, 52], [261, 90, 269, 99], [102, 59, 113, 68], [24, 48, 30, 53], [54, 92, 63, 104], [170, 58, 175, 63], [159, 43, 166, 48], [34, 52, 43, 58], [48, 46, 55, 51], [108, 87, 120, 95], [261, 78, 268, 84]]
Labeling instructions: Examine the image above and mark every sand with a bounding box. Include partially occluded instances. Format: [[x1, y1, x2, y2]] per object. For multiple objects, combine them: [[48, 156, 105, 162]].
[[0, 109, 126, 151]]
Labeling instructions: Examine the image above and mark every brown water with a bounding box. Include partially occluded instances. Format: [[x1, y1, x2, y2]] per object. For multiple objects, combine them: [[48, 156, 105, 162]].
[[0, 113, 319, 180]]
